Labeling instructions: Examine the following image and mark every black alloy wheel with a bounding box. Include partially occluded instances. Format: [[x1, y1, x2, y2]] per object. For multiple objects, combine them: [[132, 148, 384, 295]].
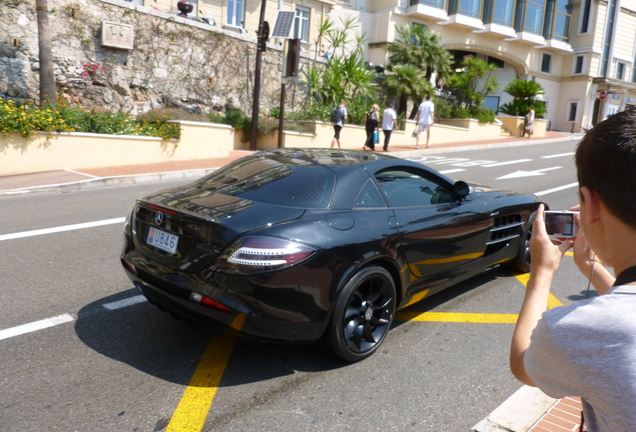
[[325, 266, 396, 362], [510, 211, 536, 274]]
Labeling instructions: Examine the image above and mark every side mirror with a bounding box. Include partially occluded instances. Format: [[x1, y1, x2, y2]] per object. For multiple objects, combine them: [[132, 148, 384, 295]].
[[453, 181, 470, 198]]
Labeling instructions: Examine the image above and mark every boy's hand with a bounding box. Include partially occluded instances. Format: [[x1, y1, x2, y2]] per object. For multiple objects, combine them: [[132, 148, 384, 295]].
[[530, 204, 573, 276]]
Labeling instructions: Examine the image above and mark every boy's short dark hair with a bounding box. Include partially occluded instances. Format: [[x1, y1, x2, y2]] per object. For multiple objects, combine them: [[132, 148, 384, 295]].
[[576, 109, 636, 228]]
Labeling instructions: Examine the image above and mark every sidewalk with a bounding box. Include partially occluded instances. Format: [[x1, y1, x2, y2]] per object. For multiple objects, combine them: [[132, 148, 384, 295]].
[[0, 131, 586, 431], [0, 131, 576, 195]]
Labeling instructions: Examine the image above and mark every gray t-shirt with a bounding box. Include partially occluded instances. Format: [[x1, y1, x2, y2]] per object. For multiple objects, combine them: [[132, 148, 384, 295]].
[[333, 106, 348, 127], [525, 285, 636, 431]]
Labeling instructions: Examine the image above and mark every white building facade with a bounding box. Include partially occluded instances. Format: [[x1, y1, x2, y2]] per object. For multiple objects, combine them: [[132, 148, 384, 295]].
[[330, 0, 636, 132]]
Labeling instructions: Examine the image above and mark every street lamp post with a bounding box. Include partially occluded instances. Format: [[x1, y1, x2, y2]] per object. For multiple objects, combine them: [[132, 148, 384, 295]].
[[249, 0, 269, 151]]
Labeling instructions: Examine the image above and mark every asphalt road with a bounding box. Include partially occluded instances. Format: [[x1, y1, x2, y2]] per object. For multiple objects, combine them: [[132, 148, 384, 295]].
[[0, 139, 595, 432]]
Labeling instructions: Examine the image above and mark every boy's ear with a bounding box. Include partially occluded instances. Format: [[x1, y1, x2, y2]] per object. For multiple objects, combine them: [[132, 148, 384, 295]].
[[580, 186, 602, 224]]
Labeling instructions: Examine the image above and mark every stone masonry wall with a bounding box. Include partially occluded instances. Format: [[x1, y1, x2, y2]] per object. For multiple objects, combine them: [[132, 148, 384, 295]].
[[0, 0, 311, 115]]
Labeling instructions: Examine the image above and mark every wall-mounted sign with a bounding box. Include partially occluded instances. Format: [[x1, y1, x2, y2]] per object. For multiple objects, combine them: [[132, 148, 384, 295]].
[[101, 21, 134, 50]]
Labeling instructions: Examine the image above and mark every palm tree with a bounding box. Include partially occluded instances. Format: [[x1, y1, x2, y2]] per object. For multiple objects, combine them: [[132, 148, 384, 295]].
[[448, 57, 498, 111], [35, 0, 57, 106], [301, 17, 377, 109], [383, 64, 431, 118], [387, 24, 453, 83], [499, 79, 546, 117]]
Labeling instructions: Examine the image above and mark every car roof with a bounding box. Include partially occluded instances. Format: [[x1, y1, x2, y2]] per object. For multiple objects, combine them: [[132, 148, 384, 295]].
[[254, 148, 396, 166], [247, 149, 458, 209]]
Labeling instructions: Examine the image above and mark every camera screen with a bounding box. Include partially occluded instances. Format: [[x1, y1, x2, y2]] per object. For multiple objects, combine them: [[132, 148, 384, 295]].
[[545, 214, 574, 236]]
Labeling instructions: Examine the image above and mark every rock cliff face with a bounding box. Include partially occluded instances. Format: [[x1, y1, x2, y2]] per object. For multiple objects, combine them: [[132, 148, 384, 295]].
[[0, 0, 310, 115]]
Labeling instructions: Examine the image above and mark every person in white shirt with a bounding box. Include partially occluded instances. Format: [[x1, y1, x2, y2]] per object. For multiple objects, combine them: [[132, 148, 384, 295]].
[[510, 110, 636, 432], [381, 104, 398, 152], [524, 104, 535, 138], [415, 96, 434, 149]]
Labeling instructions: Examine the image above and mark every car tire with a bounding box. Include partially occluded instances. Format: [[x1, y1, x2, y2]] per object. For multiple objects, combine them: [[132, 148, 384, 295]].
[[324, 266, 396, 362], [510, 211, 536, 274]]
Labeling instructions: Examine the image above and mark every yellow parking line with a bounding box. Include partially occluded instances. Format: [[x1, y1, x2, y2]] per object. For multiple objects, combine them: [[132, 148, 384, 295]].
[[395, 311, 518, 323], [514, 273, 563, 308], [167, 314, 246, 432]]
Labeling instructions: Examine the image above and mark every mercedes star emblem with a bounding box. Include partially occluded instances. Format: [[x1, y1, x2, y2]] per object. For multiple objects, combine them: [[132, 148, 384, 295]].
[[154, 211, 164, 226]]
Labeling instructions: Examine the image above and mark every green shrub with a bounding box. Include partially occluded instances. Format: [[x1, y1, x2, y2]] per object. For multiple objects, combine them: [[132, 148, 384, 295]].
[[0, 97, 179, 139], [137, 108, 210, 123], [207, 111, 225, 124], [0, 98, 74, 138]]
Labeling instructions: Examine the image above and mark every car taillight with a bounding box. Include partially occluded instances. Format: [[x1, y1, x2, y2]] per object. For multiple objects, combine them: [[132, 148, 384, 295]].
[[212, 236, 319, 275], [190, 292, 232, 314]]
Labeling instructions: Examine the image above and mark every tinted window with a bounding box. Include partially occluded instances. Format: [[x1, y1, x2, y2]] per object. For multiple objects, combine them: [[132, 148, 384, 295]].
[[375, 169, 455, 207], [354, 180, 387, 208], [193, 158, 335, 208]]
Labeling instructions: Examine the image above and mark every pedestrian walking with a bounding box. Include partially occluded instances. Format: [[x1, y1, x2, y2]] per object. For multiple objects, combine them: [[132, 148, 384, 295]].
[[381, 104, 398, 152], [415, 96, 434, 149], [363, 104, 380, 151], [524, 105, 535, 138], [330, 101, 348, 149], [510, 109, 636, 432]]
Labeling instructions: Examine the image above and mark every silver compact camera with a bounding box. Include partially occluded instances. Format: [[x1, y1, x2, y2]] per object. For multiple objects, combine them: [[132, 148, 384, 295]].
[[544, 210, 579, 238]]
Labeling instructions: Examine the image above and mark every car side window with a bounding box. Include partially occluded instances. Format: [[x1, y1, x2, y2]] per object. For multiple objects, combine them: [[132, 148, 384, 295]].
[[375, 169, 455, 207], [354, 179, 387, 208]]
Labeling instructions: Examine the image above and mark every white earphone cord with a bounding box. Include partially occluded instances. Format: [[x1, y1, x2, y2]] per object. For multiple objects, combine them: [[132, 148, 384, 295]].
[[586, 254, 596, 299]]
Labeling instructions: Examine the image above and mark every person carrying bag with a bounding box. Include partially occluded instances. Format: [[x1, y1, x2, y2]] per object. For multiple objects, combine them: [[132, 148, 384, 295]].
[[363, 104, 380, 151]]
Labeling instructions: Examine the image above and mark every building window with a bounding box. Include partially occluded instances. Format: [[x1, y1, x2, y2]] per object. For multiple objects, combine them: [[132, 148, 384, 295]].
[[449, 0, 482, 17], [616, 62, 626, 80], [226, 0, 244, 28], [492, 0, 515, 26], [579, 0, 591, 33], [567, 102, 578, 122], [294, 7, 310, 42], [601, 0, 618, 77], [410, 0, 445, 9], [573, 55, 584, 75], [550, 0, 572, 41], [541, 53, 552, 73], [523, 0, 546, 34], [484, 96, 500, 114]]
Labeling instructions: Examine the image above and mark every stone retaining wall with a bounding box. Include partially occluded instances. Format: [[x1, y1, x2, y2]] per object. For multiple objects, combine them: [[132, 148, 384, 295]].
[[0, 0, 311, 116]]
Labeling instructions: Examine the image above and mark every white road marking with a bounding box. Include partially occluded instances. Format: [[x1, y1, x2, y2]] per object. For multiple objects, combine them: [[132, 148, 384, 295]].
[[497, 167, 561, 180], [541, 152, 575, 159], [482, 159, 532, 167], [0, 217, 126, 242], [534, 182, 579, 196], [439, 169, 466, 174], [1, 296, 150, 342], [103, 295, 147, 310], [0, 314, 75, 341]]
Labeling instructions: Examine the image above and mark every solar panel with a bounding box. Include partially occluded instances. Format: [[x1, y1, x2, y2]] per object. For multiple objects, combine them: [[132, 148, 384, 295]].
[[271, 10, 297, 39]]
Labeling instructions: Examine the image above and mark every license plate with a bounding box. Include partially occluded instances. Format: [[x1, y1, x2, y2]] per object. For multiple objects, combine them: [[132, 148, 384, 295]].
[[147, 227, 179, 254]]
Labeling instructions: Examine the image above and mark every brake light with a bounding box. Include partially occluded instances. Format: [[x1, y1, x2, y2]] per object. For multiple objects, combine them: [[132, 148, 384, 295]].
[[213, 236, 318, 275]]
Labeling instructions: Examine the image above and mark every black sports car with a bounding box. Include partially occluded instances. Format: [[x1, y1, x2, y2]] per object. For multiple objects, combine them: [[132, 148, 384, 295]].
[[121, 149, 542, 361]]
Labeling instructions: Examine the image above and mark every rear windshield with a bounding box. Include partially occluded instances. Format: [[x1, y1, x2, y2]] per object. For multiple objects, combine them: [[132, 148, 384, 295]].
[[193, 157, 335, 209]]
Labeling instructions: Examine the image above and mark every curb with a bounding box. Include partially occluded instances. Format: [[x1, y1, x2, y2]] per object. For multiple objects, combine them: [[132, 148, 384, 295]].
[[471, 385, 557, 432]]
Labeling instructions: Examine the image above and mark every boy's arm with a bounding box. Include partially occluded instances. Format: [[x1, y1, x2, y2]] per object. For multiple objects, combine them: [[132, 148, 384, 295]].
[[510, 204, 572, 385]]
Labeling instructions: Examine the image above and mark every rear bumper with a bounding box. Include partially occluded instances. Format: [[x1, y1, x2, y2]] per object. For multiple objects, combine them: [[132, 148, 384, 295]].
[[120, 252, 334, 343]]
